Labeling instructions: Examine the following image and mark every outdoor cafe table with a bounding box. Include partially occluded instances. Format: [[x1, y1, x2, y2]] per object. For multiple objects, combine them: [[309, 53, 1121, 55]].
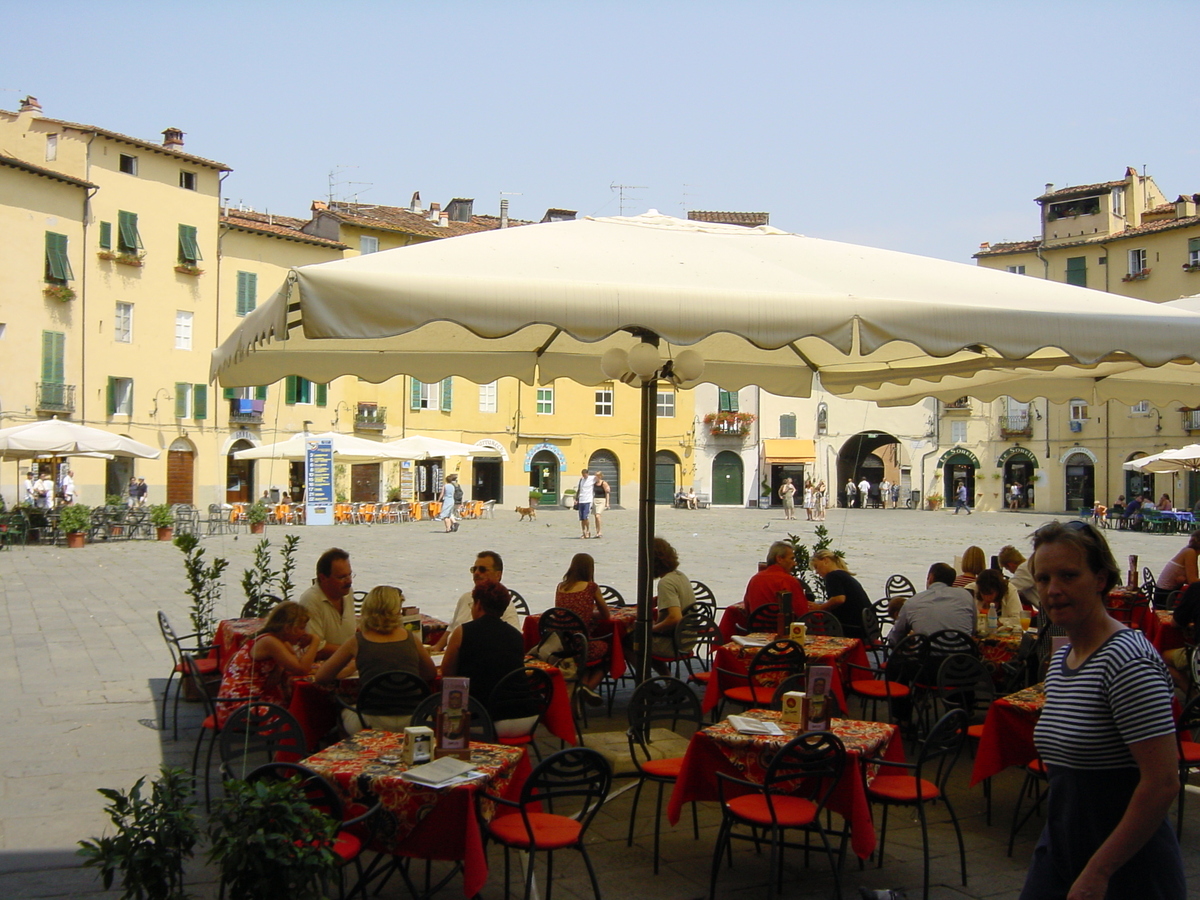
[[667, 709, 903, 859], [717, 602, 749, 642], [976, 629, 1024, 685], [970, 683, 1044, 786], [702, 634, 867, 715], [521, 659, 577, 745], [521, 607, 633, 680], [303, 729, 531, 897]]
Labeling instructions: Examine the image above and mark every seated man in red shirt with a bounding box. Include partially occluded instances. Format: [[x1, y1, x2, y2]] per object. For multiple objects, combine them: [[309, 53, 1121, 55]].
[[743, 541, 810, 617]]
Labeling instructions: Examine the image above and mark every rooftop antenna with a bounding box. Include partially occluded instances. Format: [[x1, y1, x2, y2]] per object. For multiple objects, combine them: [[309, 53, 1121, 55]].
[[679, 183, 695, 214], [610, 182, 648, 216], [327, 166, 374, 209]]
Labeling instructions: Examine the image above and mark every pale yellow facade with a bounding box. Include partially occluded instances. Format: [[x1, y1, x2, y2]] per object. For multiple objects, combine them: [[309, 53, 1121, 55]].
[[967, 167, 1200, 513]]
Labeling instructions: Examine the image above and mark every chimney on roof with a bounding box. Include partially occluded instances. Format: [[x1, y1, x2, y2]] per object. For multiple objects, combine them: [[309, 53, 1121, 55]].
[[439, 212, 449, 228], [162, 127, 185, 149], [1044, 183, 1054, 194], [410, 191, 422, 214], [18, 95, 41, 116], [447, 198, 474, 222], [427, 202, 441, 223], [1177, 195, 1198, 219], [500, 198, 509, 229]]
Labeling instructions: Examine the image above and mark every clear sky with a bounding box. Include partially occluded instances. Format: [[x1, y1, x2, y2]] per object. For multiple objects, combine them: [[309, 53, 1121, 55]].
[[3, 0, 1196, 262]]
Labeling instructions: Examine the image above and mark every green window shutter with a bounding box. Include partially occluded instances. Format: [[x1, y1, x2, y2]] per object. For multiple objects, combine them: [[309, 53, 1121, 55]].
[[285, 375, 298, 405], [441, 377, 453, 411], [193, 384, 207, 420], [223, 387, 237, 400], [174, 383, 188, 417], [178, 224, 202, 263], [107, 377, 116, 416], [255, 385, 267, 401], [45, 232, 73, 282], [117, 211, 142, 253], [98, 221, 112, 250], [128, 381, 134, 417], [41, 331, 65, 383], [236, 271, 258, 316], [411, 378, 423, 410], [1065, 256, 1087, 287], [718, 389, 739, 412], [1189, 238, 1200, 253], [315, 383, 328, 407]]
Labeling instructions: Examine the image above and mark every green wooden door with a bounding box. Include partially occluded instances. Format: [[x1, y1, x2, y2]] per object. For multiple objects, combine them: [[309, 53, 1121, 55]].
[[712, 451, 743, 505]]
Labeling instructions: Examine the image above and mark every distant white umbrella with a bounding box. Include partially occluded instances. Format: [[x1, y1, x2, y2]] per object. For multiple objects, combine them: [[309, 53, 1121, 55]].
[[384, 435, 502, 460], [0, 417, 159, 460], [232, 431, 411, 463], [1123, 445, 1200, 474]]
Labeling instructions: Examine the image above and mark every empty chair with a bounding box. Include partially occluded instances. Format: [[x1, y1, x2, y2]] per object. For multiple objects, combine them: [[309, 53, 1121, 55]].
[[599, 584, 626, 607], [508, 589, 531, 616], [218, 702, 309, 786], [741, 602, 780, 634], [799, 609, 844, 637], [489, 666, 554, 758], [338, 670, 430, 734], [157, 610, 217, 740], [719, 639, 806, 716]]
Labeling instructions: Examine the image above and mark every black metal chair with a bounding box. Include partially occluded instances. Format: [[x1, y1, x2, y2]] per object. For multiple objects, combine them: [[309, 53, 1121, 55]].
[[508, 589, 531, 616], [489, 666, 554, 759], [1175, 695, 1200, 836], [740, 602, 780, 634], [338, 671, 430, 733], [410, 692, 497, 743], [718, 639, 806, 717], [710, 730, 849, 899], [218, 702, 309, 787], [799, 609, 844, 637], [935, 653, 996, 821], [480, 748, 612, 900], [157, 610, 218, 739], [650, 605, 709, 680], [689, 580, 717, 609], [599, 584, 626, 607], [625, 677, 704, 873]]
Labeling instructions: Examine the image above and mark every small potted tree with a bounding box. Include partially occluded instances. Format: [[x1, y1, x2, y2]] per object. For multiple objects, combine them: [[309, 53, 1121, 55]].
[[246, 499, 270, 534], [149, 503, 175, 541], [59, 503, 92, 548], [926, 492, 944, 511]]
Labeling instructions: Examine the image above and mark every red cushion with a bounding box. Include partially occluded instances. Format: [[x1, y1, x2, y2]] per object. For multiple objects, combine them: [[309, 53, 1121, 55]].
[[849, 680, 909, 699], [867, 775, 941, 802], [498, 733, 533, 746], [689, 671, 712, 684], [202, 714, 216, 730], [176, 657, 218, 675], [1027, 759, 1048, 776], [488, 813, 582, 850], [967, 724, 985, 740], [331, 831, 362, 862], [726, 794, 818, 827], [1178, 740, 1200, 765], [724, 686, 775, 705], [641, 757, 684, 779]]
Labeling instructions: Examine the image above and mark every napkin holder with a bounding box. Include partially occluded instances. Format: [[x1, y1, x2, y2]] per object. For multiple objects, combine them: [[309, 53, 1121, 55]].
[[402, 726, 434, 766]]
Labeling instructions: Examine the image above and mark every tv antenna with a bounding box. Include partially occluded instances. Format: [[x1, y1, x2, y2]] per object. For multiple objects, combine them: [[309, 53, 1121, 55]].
[[327, 166, 373, 208], [610, 182, 648, 216]]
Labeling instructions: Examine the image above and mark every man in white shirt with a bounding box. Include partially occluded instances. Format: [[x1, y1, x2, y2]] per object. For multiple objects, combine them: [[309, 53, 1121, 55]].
[[430, 550, 520, 651], [34, 474, 54, 509], [60, 470, 76, 504], [888, 563, 976, 646], [576, 468, 595, 539], [857, 477, 871, 509], [299, 547, 356, 656]]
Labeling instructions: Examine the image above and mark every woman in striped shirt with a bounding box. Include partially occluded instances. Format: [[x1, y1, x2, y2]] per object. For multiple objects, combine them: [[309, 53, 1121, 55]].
[[1020, 521, 1184, 900]]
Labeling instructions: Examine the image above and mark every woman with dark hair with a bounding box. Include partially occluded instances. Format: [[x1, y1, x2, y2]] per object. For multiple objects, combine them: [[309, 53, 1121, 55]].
[[650, 537, 697, 674], [217, 601, 320, 727], [810, 549, 868, 638], [1019, 521, 1183, 899], [1156, 529, 1200, 605], [975, 567, 1022, 621], [553, 552, 612, 700]]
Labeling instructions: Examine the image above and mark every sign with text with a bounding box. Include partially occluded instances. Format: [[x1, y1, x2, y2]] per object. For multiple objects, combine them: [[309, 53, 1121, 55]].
[[305, 439, 334, 526]]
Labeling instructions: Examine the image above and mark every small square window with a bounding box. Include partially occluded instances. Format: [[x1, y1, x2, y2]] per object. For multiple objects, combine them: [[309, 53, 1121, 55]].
[[360, 235, 379, 255], [1069, 400, 1088, 421], [1131, 400, 1150, 415], [115, 303, 133, 343], [1128, 248, 1148, 275], [119, 154, 138, 175], [779, 413, 797, 438], [179, 170, 197, 190], [656, 390, 675, 418], [536, 387, 554, 415], [45, 134, 57, 162], [1006, 265, 1026, 275], [174, 310, 193, 350], [595, 387, 613, 417]]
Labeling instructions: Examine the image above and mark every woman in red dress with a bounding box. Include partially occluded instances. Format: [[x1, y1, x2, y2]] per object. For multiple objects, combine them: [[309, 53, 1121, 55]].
[[217, 601, 319, 727], [553, 552, 612, 702]]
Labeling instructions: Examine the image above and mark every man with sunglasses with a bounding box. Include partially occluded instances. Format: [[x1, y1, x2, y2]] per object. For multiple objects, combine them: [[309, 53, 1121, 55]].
[[429, 550, 519, 651]]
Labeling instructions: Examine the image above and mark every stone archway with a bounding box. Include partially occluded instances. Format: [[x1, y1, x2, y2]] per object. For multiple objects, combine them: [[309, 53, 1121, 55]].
[[588, 449, 621, 506], [837, 432, 905, 508], [226, 439, 255, 504]]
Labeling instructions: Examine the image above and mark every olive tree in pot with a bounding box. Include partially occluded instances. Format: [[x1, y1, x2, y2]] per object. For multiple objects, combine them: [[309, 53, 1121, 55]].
[[246, 500, 270, 534], [58, 503, 92, 548], [149, 503, 175, 541]]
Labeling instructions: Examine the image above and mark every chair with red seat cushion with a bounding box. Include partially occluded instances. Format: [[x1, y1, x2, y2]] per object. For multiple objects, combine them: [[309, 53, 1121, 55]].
[[709, 730, 848, 899], [489, 666, 554, 760], [1176, 694, 1200, 836], [1006, 757, 1048, 857], [846, 632, 926, 725], [934, 653, 996, 821], [625, 677, 705, 874], [718, 639, 806, 719], [481, 747, 611, 900], [179, 652, 243, 810], [738, 602, 780, 635], [650, 605, 712, 681], [866, 708, 968, 900], [158, 610, 218, 739], [799, 609, 844, 637]]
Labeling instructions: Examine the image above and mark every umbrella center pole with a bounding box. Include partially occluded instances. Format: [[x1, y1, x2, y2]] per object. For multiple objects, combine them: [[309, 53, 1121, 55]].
[[635, 371, 658, 687]]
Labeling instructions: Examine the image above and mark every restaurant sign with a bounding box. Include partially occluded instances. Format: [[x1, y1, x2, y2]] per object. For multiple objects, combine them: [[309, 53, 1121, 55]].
[[523, 442, 567, 473], [996, 446, 1039, 469], [936, 447, 981, 469], [305, 439, 334, 526]]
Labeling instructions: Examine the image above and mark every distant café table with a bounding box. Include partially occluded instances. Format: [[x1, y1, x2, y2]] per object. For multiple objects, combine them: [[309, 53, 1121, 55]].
[[970, 683, 1044, 786], [522, 608, 630, 679], [667, 709, 903, 859], [304, 730, 531, 897], [976, 629, 1024, 684], [702, 634, 867, 714]]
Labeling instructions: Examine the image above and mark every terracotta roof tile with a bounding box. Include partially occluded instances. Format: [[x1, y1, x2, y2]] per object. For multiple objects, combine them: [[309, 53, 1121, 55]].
[[976, 216, 1200, 257], [1036, 180, 1124, 202], [0, 153, 96, 189], [973, 239, 1040, 258], [220, 213, 346, 249], [687, 210, 770, 226], [318, 202, 531, 238]]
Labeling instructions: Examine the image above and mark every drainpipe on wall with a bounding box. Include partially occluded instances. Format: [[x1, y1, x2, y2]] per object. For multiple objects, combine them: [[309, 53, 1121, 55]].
[[81, 131, 98, 424], [214, 171, 232, 362], [916, 399, 940, 510]]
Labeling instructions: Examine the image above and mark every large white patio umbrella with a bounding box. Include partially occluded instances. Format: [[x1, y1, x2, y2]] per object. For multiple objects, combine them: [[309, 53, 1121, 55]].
[[211, 211, 1200, 681], [0, 417, 160, 460], [232, 431, 412, 463], [384, 435, 502, 460], [1123, 445, 1200, 474]]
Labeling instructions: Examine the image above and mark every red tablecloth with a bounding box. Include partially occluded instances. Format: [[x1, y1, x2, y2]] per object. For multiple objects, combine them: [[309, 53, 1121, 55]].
[[1106, 588, 1154, 631], [522, 612, 628, 679], [717, 603, 748, 642], [970, 683, 1044, 785], [976, 630, 1024, 685], [667, 711, 903, 859], [522, 660, 577, 745], [212, 617, 262, 671], [702, 635, 867, 714], [289, 677, 359, 752], [304, 730, 530, 897], [1147, 610, 1184, 652]]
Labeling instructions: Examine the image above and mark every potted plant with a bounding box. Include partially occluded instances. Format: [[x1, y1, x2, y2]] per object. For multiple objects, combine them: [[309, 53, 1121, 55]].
[[174, 533, 228, 644], [149, 503, 175, 541], [562, 488, 577, 509], [926, 492, 944, 511], [173, 264, 204, 276], [246, 500, 270, 534], [115, 252, 146, 267], [43, 284, 76, 302], [78, 767, 198, 900], [59, 503, 92, 548], [528, 490, 542, 507], [208, 777, 338, 900]]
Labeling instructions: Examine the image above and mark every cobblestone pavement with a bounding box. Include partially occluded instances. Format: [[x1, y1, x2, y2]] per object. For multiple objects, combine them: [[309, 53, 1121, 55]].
[[1, 505, 1196, 897]]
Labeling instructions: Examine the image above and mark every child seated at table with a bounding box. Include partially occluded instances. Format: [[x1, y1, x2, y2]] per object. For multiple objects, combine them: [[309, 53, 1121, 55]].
[[217, 601, 320, 727]]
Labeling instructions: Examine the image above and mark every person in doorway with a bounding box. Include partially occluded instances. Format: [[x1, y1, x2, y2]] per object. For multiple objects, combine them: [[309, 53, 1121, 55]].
[[778, 477, 796, 520], [858, 476, 871, 509], [575, 468, 595, 538], [879, 478, 892, 511], [953, 480, 971, 515], [1009, 481, 1022, 511], [844, 478, 857, 509], [814, 481, 826, 520], [592, 472, 608, 537]]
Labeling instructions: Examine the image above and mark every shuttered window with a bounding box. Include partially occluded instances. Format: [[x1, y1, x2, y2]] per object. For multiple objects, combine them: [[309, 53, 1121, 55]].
[[117, 211, 143, 254], [440, 377, 453, 411], [236, 271, 257, 316], [193, 384, 207, 420], [41, 331, 65, 384], [177, 224, 202, 264], [44, 232, 73, 283], [718, 389, 739, 412], [1065, 257, 1086, 287], [99, 221, 112, 250]]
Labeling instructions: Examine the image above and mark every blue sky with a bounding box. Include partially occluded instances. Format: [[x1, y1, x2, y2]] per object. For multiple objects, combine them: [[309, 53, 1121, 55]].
[[4, 0, 1196, 261]]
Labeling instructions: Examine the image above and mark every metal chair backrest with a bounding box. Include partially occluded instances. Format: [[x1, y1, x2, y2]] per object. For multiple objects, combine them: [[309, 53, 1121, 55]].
[[489, 665, 553, 724], [744, 602, 780, 633], [915, 708, 968, 792], [1002, 631, 1039, 693], [670, 605, 709, 657], [219, 702, 308, 782], [517, 748, 611, 828], [861, 606, 887, 657], [599, 584, 626, 607], [538, 606, 588, 639], [352, 590, 368, 617], [245, 761, 346, 820], [935, 653, 994, 722], [158, 610, 183, 667], [747, 639, 806, 687], [179, 652, 218, 722], [770, 672, 807, 709], [927, 628, 979, 660], [799, 609, 844, 637], [410, 693, 497, 742], [353, 671, 431, 725], [627, 676, 703, 754], [885, 574, 917, 600], [886, 632, 929, 685], [689, 580, 717, 608], [762, 731, 846, 811], [508, 589, 531, 616], [1143, 567, 1157, 597]]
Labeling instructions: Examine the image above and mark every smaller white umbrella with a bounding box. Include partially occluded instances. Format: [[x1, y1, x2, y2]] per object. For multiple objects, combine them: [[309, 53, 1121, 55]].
[[1123, 445, 1200, 474], [384, 435, 502, 460], [0, 417, 160, 460], [233, 431, 412, 463]]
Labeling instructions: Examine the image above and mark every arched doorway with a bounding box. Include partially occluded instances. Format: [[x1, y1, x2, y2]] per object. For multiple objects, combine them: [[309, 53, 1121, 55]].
[[167, 438, 195, 505], [999, 447, 1038, 509], [838, 432, 903, 508], [712, 451, 743, 506], [1124, 452, 1155, 503], [588, 449, 620, 507], [530, 450, 560, 504], [937, 448, 980, 511], [655, 451, 680, 504], [1064, 451, 1095, 511], [226, 439, 255, 504]]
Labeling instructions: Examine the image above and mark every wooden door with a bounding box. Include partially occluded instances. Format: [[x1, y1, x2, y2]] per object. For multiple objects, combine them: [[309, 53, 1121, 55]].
[[167, 450, 194, 505]]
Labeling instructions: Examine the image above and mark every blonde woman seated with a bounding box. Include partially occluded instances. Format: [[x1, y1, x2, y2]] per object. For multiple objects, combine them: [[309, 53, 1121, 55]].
[[954, 545, 986, 590], [314, 585, 436, 734], [217, 601, 320, 728]]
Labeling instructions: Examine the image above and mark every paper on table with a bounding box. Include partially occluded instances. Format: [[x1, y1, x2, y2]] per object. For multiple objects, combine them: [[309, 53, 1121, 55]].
[[399, 755, 478, 787], [731, 635, 767, 647], [727, 715, 784, 735]]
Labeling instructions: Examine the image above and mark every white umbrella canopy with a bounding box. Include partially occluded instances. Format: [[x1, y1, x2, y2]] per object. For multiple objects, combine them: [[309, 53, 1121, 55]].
[[1123, 445, 1200, 474], [0, 417, 160, 460], [383, 435, 502, 460], [232, 431, 412, 463]]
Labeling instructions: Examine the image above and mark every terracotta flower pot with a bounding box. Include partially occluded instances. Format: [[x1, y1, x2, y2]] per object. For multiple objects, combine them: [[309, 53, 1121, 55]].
[[66, 531, 86, 549], [250, 522, 265, 534], [156, 526, 173, 541]]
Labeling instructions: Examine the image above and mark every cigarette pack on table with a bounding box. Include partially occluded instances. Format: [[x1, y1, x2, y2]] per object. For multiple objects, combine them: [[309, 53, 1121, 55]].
[[805, 665, 834, 731], [403, 726, 434, 765], [788, 622, 807, 643], [780, 691, 806, 724]]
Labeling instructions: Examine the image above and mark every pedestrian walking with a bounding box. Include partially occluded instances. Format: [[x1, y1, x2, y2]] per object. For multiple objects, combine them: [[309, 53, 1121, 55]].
[[953, 480, 971, 515]]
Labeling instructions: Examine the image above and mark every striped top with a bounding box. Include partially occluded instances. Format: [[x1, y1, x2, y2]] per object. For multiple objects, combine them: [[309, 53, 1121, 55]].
[[1033, 628, 1175, 770]]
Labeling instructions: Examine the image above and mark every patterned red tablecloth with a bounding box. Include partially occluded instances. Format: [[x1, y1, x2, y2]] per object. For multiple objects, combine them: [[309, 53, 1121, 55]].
[[521, 660, 577, 745], [717, 603, 748, 642], [212, 617, 262, 671], [667, 710, 903, 859], [304, 730, 530, 897], [522, 611, 628, 679], [970, 683, 1044, 785], [1147, 609, 1185, 651], [976, 630, 1024, 684], [702, 635, 866, 714]]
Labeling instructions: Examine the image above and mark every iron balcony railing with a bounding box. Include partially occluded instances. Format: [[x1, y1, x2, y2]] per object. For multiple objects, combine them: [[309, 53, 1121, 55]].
[[355, 406, 387, 430], [36, 382, 75, 414]]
